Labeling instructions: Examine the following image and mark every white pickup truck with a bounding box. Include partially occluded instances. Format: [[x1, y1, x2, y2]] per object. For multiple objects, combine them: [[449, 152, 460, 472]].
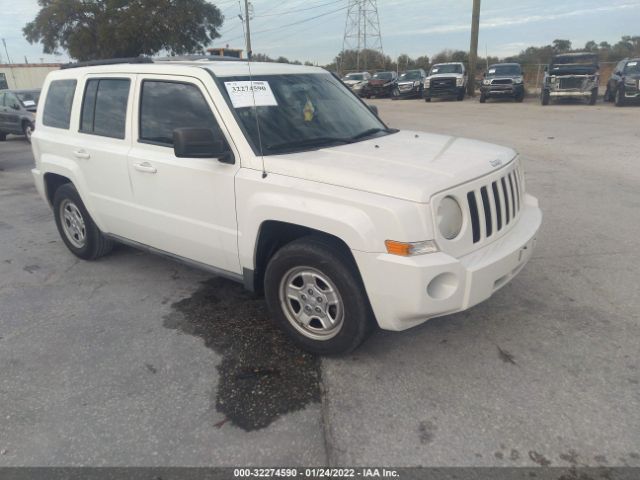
[[31, 58, 542, 354]]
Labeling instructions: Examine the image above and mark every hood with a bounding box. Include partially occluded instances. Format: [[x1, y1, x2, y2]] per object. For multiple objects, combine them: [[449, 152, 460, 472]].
[[264, 130, 516, 203], [369, 78, 394, 86], [549, 65, 598, 76], [343, 79, 364, 86], [398, 80, 420, 86], [427, 72, 464, 80], [486, 74, 520, 80]]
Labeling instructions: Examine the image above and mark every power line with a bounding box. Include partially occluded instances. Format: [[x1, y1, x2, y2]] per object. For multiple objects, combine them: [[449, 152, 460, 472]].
[[254, 0, 344, 18]]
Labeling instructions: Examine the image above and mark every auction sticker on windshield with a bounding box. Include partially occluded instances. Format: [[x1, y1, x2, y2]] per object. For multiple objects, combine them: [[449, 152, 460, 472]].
[[224, 81, 278, 108]]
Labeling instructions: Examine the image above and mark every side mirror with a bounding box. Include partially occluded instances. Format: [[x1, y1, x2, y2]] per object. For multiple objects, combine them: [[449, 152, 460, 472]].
[[11, 103, 20, 110], [173, 127, 234, 164], [615, 70, 622, 76], [368, 104, 379, 116]]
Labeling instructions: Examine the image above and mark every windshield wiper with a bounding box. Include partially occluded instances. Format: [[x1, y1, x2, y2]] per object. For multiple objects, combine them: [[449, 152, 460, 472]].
[[349, 127, 397, 141], [265, 136, 352, 152]]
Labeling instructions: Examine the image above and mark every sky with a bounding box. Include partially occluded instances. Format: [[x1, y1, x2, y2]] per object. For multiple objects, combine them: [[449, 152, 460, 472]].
[[0, 0, 639, 65]]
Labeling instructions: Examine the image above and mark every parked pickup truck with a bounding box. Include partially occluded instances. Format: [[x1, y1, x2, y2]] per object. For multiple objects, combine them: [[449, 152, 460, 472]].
[[31, 58, 541, 354], [541, 52, 599, 105], [424, 62, 467, 101], [480, 63, 525, 103]]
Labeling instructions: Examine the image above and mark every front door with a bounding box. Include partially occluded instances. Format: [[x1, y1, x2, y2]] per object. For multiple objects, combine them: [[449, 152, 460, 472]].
[[126, 75, 241, 274]]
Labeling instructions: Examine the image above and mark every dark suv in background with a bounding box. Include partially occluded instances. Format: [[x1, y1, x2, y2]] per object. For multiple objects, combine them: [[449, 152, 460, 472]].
[[394, 69, 426, 99], [604, 58, 640, 106], [0, 89, 40, 143], [362, 71, 398, 98], [480, 63, 525, 103]]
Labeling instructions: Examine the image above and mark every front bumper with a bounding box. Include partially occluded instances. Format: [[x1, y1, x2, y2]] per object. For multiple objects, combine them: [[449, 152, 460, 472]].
[[353, 194, 542, 331], [425, 86, 464, 98], [397, 83, 422, 97], [549, 90, 592, 97], [481, 84, 524, 96], [365, 85, 393, 96]]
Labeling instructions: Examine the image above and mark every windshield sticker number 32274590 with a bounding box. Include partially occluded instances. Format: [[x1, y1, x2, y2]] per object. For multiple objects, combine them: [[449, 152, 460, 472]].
[[224, 81, 278, 108]]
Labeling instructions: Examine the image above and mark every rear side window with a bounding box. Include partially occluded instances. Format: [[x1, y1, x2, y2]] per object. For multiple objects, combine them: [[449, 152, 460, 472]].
[[80, 79, 130, 139], [43, 80, 77, 129], [139, 81, 221, 146]]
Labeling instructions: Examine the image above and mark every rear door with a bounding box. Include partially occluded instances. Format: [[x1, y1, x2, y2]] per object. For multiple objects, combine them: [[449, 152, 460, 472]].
[[126, 75, 241, 273], [70, 74, 136, 235]]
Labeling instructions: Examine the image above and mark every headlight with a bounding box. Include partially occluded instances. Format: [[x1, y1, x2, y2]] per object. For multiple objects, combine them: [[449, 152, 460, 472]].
[[413, 80, 420, 87], [482, 79, 491, 85], [425, 79, 431, 87], [513, 76, 523, 84], [456, 77, 464, 87], [437, 196, 463, 240], [549, 77, 556, 83]]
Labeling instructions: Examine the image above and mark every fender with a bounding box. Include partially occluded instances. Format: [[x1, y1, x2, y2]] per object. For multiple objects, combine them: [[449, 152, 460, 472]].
[[235, 170, 434, 271]]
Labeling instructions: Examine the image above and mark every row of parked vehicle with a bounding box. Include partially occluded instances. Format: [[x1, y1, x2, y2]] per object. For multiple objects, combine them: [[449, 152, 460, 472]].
[[341, 54, 640, 107]]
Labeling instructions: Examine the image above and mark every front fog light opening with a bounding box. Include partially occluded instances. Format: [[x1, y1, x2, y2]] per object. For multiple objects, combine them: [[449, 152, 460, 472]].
[[437, 196, 463, 240]]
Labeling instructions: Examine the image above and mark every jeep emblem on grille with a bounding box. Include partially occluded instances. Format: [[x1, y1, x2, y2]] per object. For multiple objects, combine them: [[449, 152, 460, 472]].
[[490, 159, 502, 168]]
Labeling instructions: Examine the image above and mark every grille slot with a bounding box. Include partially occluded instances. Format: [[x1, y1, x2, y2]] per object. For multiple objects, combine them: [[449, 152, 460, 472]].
[[559, 77, 583, 89], [491, 78, 513, 85], [467, 166, 523, 244]]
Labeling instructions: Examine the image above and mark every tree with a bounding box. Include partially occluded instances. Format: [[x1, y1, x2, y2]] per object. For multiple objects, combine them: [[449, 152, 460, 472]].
[[552, 39, 572, 53], [584, 41, 598, 52], [23, 0, 224, 61]]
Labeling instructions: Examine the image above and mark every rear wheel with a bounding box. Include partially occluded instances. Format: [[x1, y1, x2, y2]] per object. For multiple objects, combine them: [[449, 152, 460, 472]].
[[22, 121, 34, 143], [53, 183, 113, 260], [264, 237, 374, 355]]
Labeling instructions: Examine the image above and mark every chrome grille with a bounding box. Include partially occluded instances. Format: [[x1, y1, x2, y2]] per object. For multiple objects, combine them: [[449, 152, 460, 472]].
[[559, 77, 583, 89], [466, 167, 524, 244]]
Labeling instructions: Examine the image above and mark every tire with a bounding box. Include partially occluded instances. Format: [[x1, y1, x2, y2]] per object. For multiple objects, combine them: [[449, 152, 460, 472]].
[[589, 88, 598, 105], [615, 86, 625, 107], [541, 89, 550, 106], [479, 93, 487, 103], [53, 183, 113, 260], [391, 87, 400, 100], [22, 121, 34, 143], [515, 91, 525, 103], [603, 86, 612, 102], [424, 97, 431, 102], [264, 236, 375, 355], [456, 89, 465, 101], [0, 132, 6, 141]]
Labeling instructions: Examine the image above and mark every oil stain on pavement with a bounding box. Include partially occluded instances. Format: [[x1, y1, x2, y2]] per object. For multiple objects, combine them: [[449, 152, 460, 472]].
[[164, 277, 321, 431]]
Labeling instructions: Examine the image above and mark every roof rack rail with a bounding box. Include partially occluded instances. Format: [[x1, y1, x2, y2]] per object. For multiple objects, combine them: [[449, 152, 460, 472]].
[[60, 56, 153, 70], [153, 54, 243, 62]]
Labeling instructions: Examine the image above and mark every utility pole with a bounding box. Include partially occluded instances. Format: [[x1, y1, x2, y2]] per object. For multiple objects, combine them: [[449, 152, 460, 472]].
[[2, 39, 12, 64], [467, 0, 481, 96], [244, 0, 252, 60], [342, 1, 383, 74]]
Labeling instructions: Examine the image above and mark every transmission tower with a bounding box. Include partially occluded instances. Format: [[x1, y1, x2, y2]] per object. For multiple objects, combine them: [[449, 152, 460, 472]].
[[341, 0, 384, 73]]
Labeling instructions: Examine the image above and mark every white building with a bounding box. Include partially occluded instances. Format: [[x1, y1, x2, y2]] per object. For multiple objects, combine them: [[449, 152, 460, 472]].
[[0, 63, 61, 90]]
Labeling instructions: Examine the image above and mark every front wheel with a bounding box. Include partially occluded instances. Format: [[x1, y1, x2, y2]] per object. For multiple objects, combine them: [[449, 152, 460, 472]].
[[615, 86, 625, 107], [456, 89, 465, 101], [589, 88, 598, 105], [391, 87, 400, 100], [479, 93, 487, 103], [424, 96, 431, 102], [264, 237, 374, 355], [53, 184, 113, 260], [541, 89, 550, 106]]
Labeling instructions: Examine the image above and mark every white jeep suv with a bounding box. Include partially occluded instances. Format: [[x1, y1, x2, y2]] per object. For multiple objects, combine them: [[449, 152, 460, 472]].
[[31, 57, 541, 354]]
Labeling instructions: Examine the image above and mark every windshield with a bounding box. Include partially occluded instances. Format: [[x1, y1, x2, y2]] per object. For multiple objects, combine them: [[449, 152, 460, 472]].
[[429, 64, 462, 75], [624, 60, 640, 74], [372, 72, 393, 80], [16, 91, 40, 106], [551, 55, 597, 66], [216, 73, 390, 155], [487, 65, 521, 76], [399, 71, 422, 81], [343, 73, 364, 81]]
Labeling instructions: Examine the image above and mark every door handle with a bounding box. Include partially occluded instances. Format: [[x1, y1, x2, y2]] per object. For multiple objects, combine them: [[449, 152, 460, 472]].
[[73, 149, 91, 160], [133, 162, 157, 174]]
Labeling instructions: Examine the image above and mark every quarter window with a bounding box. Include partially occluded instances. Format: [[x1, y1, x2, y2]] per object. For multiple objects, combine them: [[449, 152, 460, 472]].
[[139, 81, 221, 146], [43, 80, 77, 129], [80, 79, 130, 139]]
